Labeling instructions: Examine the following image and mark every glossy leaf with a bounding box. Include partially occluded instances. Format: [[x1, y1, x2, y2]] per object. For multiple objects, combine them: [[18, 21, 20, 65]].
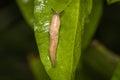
[[34, 0, 80, 80], [48, 0, 72, 12], [107, 0, 120, 4], [73, 0, 93, 71], [75, 0, 103, 79], [34, 0, 92, 80], [16, 0, 34, 27], [82, 0, 103, 50]]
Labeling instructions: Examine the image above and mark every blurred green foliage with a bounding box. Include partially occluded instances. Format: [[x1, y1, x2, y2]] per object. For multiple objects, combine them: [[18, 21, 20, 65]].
[[111, 62, 120, 80], [107, 0, 120, 4], [0, 0, 120, 80]]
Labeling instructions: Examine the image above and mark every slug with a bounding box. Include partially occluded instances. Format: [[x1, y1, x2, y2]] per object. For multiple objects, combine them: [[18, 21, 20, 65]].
[[49, 9, 63, 67]]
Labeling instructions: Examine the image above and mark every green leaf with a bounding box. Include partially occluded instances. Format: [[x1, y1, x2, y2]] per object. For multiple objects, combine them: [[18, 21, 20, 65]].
[[82, 0, 103, 50], [111, 62, 120, 80], [73, 0, 93, 72], [34, 0, 81, 79], [34, 0, 92, 80], [107, 0, 120, 4], [48, 0, 72, 13], [75, 0, 103, 79], [16, 0, 34, 27]]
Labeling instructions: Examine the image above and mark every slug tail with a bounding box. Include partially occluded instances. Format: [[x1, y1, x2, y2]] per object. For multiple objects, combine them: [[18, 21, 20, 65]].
[[50, 53, 56, 67]]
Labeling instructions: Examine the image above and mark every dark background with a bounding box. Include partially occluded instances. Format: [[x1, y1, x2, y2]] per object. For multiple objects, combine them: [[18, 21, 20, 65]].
[[95, 1, 120, 54], [0, 0, 120, 80]]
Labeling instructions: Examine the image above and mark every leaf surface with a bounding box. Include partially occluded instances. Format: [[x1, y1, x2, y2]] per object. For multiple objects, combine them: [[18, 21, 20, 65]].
[[16, 0, 34, 27], [34, 0, 93, 80], [107, 0, 120, 4], [82, 0, 103, 50]]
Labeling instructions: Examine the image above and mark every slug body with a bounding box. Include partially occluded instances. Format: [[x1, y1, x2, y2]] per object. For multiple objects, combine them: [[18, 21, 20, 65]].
[[49, 13, 60, 66]]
